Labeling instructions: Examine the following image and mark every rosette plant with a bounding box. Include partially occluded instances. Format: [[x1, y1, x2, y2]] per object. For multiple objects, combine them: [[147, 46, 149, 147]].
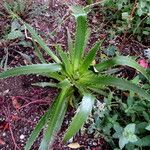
[[0, 6, 150, 150]]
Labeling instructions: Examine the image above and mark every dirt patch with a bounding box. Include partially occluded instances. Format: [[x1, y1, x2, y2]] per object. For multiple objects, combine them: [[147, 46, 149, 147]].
[[0, 75, 57, 150]]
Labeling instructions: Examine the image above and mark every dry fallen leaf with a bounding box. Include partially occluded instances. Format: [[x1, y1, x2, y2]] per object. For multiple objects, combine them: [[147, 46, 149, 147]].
[[67, 142, 81, 149], [0, 138, 5, 145], [12, 96, 21, 109], [92, 60, 96, 66]]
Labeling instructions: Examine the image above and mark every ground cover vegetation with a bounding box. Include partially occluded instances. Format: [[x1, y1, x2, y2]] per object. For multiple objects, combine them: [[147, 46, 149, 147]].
[[102, 0, 150, 42], [0, 0, 150, 150]]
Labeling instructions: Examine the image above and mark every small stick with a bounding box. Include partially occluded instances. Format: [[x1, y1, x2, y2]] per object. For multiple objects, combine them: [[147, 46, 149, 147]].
[[19, 99, 50, 110], [9, 124, 21, 150]]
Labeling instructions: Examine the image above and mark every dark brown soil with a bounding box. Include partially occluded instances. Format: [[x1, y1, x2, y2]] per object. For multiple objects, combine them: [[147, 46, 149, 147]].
[[0, 75, 57, 150]]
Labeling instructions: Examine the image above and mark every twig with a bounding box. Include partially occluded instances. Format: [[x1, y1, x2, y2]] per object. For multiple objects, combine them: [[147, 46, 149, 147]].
[[19, 99, 50, 110], [24, 26, 33, 41], [119, 0, 138, 51], [9, 124, 21, 150], [84, 0, 106, 10], [4, 106, 21, 150]]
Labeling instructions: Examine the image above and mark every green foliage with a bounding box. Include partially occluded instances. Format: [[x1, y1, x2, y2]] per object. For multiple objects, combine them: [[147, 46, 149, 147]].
[[1, 0, 47, 44], [5, 19, 24, 40], [102, 0, 150, 41], [87, 74, 150, 149], [3, 0, 35, 17], [0, 6, 150, 150], [119, 124, 138, 149], [86, 0, 94, 5]]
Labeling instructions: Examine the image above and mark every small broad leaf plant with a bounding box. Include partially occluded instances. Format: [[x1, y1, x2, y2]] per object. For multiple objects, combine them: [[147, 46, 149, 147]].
[[0, 6, 150, 150]]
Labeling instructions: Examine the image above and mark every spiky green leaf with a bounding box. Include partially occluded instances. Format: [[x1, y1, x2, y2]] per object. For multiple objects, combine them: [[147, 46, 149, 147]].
[[39, 87, 71, 150], [24, 103, 55, 150], [33, 41, 46, 63], [80, 42, 101, 72], [67, 28, 73, 58], [32, 82, 57, 88], [56, 45, 72, 75], [91, 76, 150, 101], [24, 23, 60, 63], [95, 56, 150, 81], [69, 6, 88, 70], [63, 93, 95, 142], [0, 63, 61, 78]]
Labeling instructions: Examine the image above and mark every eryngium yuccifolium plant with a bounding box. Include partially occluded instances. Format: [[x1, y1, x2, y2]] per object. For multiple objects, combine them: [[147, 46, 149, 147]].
[[0, 5, 150, 150]]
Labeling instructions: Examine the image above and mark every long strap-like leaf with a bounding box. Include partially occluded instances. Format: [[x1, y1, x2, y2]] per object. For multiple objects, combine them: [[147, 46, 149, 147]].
[[24, 23, 61, 63], [6, 10, 60, 63], [67, 28, 73, 59], [63, 93, 95, 142], [87, 76, 150, 101], [79, 42, 101, 73], [0, 63, 61, 78], [39, 87, 70, 150], [95, 56, 150, 81], [56, 45, 72, 75], [24, 102, 55, 150], [69, 6, 88, 71]]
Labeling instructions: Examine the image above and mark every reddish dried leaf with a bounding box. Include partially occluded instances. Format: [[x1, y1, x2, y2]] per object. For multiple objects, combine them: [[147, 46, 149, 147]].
[[4, 123, 9, 131], [0, 138, 5, 145], [12, 96, 21, 109], [100, 34, 107, 39], [11, 115, 18, 121], [0, 121, 7, 130]]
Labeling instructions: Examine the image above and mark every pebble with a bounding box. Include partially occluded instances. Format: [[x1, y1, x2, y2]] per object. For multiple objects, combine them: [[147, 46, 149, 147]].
[[68, 137, 73, 143], [3, 89, 9, 95], [93, 142, 97, 146], [20, 134, 25, 140], [2, 132, 6, 137], [24, 127, 27, 132]]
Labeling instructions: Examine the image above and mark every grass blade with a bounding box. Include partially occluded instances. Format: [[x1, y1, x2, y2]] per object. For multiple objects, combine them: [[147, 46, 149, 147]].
[[63, 93, 95, 142], [0, 63, 61, 78], [95, 56, 150, 81]]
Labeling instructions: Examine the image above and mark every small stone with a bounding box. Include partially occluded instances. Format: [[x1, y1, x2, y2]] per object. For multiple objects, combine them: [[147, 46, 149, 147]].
[[20, 140, 24, 143], [3, 89, 9, 95], [20, 134, 25, 140], [109, 40, 115, 44], [93, 142, 97, 146], [2, 132, 6, 137], [88, 141, 93, 146], [68, 137, 73, 143]]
